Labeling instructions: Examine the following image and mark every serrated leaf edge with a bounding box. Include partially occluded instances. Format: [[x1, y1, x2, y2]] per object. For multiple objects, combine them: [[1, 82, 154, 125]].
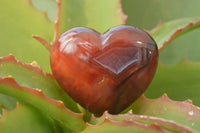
[[118, 0, 128, 24], [88, 94, 200, 132], [0, 54, 81, 113], [142, 94, 200, 111], [0, 77, 79, 115], [0, 76, 86, 132], [134, 94, 200, 132], [85, 118, 172, 133], [101, 112, 197, 133], [151, 18, 200, 51], [0, 55, 52, 77]]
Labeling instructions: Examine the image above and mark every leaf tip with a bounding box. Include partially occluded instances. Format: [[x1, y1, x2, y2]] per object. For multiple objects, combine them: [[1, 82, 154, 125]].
[[32, 35, 52, 51], [118, 0, 128, 24], [3, 54, 16, 60], [54, 100, 66, 108], [160, 93, 169, 99], [150, 20, 163, 33], [35, 88, 42, 92], [128, 109, 133, 114], [54, 0, 61, 41], [184, 99, 193, 104], [30, 61, 40, 67], [7, 75, 13, 78]]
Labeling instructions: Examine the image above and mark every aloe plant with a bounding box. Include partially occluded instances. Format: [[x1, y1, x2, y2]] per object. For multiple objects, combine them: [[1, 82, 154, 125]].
[[0, 0, 200, 132]]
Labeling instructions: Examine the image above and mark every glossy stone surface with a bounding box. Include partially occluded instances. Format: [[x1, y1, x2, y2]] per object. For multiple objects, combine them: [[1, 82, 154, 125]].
[[50, 25, 158, 115]]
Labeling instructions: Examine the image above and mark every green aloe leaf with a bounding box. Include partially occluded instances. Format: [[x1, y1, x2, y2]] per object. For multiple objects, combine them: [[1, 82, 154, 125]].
[[150, 17, 200, 50], [123, 0, 200, 64], [0, 103, 54, 133], [83, 119, 169, 133], [58, 0, 127, 36], [159, 27, 200, 64], [0, 0, 54, 72], [31, 0, 57, 22], [0, 55, 79, 113], [146, 60, 200, 107], [123, 0, 200, 30], [131, 94, 200, 132], [0, 77, 86, 132], [88, 112, 196, 132]]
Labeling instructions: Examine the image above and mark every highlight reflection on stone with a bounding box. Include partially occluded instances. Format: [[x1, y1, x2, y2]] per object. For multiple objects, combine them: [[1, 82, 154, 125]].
[[50, 25, 158, 116]]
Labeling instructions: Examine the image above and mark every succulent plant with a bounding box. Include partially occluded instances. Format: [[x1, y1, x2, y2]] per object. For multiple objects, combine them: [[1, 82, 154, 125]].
[[0, 0, 200, 132]]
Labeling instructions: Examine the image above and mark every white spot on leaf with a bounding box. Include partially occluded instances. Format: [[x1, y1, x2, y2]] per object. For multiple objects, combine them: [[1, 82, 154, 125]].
[[188, 110, 194, 116]]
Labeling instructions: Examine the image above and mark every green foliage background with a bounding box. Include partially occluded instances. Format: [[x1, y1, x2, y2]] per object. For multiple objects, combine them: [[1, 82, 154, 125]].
[[0, 0, 200, 106], [122, 0, 200, 106], [0, 0, 200, 132]]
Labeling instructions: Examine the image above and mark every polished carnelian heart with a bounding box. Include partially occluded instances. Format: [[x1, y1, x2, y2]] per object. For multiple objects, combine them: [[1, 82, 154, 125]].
[[50, 25, 158, 116]]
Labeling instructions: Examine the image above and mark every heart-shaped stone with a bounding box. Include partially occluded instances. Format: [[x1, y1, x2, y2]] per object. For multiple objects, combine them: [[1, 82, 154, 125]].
[[50, 25, 158, 116]]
